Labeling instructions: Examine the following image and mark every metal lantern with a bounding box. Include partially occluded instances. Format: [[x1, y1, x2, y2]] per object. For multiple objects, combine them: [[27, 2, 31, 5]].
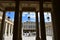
[[8, 2, 12, 19], [47, 12, 50, 21], [8, 12, 11, 19], [28, 12, 30, 22], [28, 16, 30, 20], [47, 16, 50, 21], [8, 16, 10, 19]]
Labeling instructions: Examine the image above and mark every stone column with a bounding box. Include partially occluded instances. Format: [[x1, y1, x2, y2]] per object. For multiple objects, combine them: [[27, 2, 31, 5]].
[[11, 24, 13, 35], [5, 23, 8, 36], [8, 24, 10, 36], [52, 0, 60, 40], [13, 0, 19, 40], [0, 10, 6, 40], [7, 23, 9, 36], [36, 11, 40, 40], [18, 11, 22, 40], [39, 0, 46, 40]]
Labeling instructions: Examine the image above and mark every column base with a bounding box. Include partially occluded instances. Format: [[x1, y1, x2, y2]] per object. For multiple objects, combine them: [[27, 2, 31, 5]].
[[36, 37, 41, 40]]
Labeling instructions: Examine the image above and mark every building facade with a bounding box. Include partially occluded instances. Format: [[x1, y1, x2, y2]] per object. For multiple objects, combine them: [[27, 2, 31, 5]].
[[0, 12, 53, 40], [22, 21, 53, 36], [0, 13, 13, 40]]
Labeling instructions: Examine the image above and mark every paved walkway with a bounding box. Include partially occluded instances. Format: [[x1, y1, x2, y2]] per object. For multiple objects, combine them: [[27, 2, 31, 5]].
[[3, 35, 52, 40]]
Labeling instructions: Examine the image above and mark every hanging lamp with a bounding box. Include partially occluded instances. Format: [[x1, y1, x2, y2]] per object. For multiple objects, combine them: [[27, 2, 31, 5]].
[[8, 2, 12, 19], [28, 12, 30, 22], [46, 12, 50, 21]]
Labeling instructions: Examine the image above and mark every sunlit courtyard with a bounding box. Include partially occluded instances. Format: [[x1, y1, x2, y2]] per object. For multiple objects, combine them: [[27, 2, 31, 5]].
[[3, 34, 53, 40]]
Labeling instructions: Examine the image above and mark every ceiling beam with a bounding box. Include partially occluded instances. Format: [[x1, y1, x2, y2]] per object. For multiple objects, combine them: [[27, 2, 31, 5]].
[[0, 0, 51, 2]]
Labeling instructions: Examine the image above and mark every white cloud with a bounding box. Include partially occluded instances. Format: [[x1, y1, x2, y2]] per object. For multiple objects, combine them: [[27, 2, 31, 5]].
[[22, 14, 26, 17], [22, 21, 27, 22], [22, 12, 28, 17], [27, 13, 36, 19], [30, 19, 35, 22]]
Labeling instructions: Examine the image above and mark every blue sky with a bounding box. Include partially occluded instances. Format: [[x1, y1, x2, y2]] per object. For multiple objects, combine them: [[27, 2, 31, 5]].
[[6, 11, 52, 22], [6, 11, 15, 21]]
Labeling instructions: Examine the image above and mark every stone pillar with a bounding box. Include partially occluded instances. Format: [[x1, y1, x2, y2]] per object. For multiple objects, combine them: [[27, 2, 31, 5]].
[[39, 0, 46, 40], [36, 11, 40, 40], [5, 23, 8, 36], [8, 24, 10, 36], [7, 23, 9, 36], [18, 11, 22, 40], [52, 0, 60, 40], [11, 24, 13, 35], [13, 1, 19, 40], [0, 10, 6, 40]]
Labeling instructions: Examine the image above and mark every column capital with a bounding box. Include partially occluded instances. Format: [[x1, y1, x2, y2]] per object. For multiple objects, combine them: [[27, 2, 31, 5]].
[[19, 11, 22, 12], [0, 7, 5, 11], [35, 11, 39, 13]]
